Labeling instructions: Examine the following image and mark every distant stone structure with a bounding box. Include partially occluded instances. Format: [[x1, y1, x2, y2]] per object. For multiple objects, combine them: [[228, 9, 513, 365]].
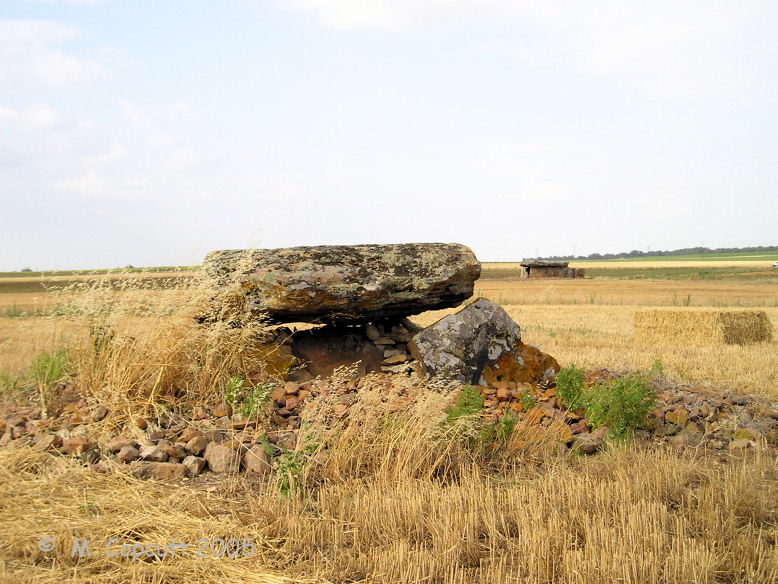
[[519, 260, 584, 279]]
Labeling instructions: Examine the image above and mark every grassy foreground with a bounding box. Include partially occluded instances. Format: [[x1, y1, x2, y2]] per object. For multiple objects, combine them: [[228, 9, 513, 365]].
[[0, 269, 777, 583], [3, 432, 777, 583]]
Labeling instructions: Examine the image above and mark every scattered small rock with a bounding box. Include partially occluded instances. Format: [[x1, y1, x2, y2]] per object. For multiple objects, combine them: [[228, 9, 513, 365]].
[[131, 462, 187, 481], [91, 405, 110, 422], [63, 437, 90, 457], [185, 435, 208, 456], [117, 445, 140, 463], [204, 443, 240, 473], [182, 455, 206, 477], [108, 436, 137, 453], [210, 403, 232, 418], [139, 445, 167, 463], [242, 445, 271, 476]]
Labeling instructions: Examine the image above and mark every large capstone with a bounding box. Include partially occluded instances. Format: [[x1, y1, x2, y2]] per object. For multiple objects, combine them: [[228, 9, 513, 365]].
[[202, 243, 480, 325], [408, 298, 559, 385]]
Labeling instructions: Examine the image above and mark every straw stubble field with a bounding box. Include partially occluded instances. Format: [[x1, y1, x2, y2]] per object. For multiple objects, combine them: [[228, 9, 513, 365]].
[[0, 266, 777, 583]]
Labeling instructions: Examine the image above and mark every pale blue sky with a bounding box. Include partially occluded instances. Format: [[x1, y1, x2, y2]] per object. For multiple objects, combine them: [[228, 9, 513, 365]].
[[1, 1, 777, 270]]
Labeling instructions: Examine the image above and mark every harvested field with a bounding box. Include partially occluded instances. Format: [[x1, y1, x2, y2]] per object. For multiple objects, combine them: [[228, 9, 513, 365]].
[[2, 444, 778, 584], [473, 278, 778, 307], [2, 267, 778, 583], [635, 309, 774, 346], [571, 259, 778, 268]]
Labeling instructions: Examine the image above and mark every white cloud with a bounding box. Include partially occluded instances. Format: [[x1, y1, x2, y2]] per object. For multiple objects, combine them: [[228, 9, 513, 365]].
[[122, 177, 149, 190], [54, 169, 103, 195], [84, 143, 128, 167], [0, 98, 211, 206], [118, 99, 195, 131], [284, 0, 482, 31], [0, 103, 63, 130], [0, 19, 104, 86], [284, 0, 778, 103], [147, 132, 174, 149], [168, 147, 197, 169]]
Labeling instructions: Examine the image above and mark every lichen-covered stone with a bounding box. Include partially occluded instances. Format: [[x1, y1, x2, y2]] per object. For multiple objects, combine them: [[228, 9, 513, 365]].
[[409, 298, 559, 385], [202, 243, 480, 324]]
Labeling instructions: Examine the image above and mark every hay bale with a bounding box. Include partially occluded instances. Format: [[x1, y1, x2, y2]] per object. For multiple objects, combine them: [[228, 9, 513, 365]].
[[634, 309, 774, 345]]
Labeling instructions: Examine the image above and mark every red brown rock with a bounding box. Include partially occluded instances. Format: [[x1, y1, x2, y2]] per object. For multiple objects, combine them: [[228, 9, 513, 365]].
[[204, 443, 240, 473], [242, 445, 271, 476], [139, 445, 167, 462], [117, 445, 140, 463], [185, 435, 208, 456], [182, 455, 206, 477], [63, 437, 89, 456], [210, 403, 232, 418], [481, 342, 560, 385], [131, 462, 187, 481]]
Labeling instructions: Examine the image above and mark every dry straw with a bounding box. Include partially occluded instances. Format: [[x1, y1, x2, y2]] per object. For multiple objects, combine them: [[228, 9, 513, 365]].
[[634, 308, 774, 345]]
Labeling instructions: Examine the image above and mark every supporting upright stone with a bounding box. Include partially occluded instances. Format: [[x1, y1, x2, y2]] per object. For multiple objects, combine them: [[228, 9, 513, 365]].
[[408, 298, 559, 385]]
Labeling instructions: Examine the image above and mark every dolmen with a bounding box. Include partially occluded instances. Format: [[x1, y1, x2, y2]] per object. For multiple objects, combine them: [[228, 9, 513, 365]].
[[201, 242, 558, 385]]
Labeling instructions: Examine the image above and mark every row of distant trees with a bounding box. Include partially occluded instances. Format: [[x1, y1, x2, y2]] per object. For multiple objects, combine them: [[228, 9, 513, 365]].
[[539, 245, 778, 261]]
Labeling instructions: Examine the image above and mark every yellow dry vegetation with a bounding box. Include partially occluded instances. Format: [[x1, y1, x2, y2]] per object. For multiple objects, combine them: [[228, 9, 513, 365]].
[[2, 270, 186, 283], [1, 271, 778, 582], [635, 308, 773, 346], [2, 412, 778, 583], [473, 278, 778, 306]]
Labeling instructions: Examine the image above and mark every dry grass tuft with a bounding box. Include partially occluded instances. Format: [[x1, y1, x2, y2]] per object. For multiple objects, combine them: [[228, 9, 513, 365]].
[[635, 309, 774, 346], [0, 447, 298, 584], [0, 268, 287, 424]]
